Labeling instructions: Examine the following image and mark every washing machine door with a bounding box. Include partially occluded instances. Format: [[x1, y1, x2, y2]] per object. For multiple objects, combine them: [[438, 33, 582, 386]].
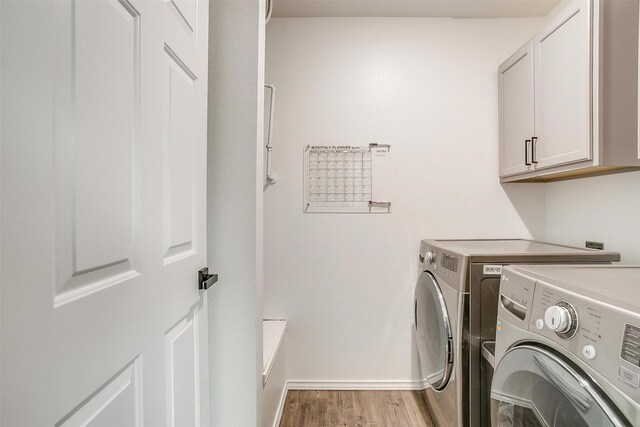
[[415, 271, 454, 391], [491, 345, 629, 427]]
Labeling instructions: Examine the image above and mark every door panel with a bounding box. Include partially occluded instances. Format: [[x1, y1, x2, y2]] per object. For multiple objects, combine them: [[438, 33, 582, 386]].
[[164, 45, 197, 264], [59, 358, 143, 427], [499, 42, 535, 177], [54, 0, 141, 305], [167, 0, 197, 38], [74, 0, 138, 275], [1, 0, 210, 424], [166, 309, 201, 427], [534, 0, 592, 169]]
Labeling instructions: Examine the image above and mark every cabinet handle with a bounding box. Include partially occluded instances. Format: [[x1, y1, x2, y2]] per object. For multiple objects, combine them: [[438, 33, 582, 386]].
[[532, 137, 538, 164], [525, 139, 532, 165]]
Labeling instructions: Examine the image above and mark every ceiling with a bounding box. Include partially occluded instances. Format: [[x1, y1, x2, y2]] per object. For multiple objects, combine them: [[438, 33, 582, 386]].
[[272, 0, 561, 18]]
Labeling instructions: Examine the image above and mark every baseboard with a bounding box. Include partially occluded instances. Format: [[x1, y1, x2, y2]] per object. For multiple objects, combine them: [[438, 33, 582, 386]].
[[285, 379, 429, 391], [272, 381, 289, 427]]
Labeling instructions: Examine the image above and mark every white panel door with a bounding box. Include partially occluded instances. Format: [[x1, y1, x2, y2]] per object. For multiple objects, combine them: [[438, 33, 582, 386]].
[[499, 42, 536, 177], [1, 0, 210, 425], [534, 0, 592, 169]]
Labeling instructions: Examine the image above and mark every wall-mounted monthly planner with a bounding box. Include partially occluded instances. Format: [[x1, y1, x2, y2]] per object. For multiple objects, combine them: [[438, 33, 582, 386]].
[[303, 144, 392, 213]]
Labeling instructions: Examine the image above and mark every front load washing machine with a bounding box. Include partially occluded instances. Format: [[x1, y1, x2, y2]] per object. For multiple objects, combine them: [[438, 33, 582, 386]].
[[492, 264, 640, 426], [414, 239, 619, 427]]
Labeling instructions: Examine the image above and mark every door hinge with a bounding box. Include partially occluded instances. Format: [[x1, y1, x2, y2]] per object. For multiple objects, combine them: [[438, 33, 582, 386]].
[[198, 267, 219, 290]]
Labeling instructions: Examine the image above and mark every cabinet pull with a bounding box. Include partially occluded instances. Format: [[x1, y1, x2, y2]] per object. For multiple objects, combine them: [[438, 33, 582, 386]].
[[532, 137, 538, 163], [525, 139, 532, 165]]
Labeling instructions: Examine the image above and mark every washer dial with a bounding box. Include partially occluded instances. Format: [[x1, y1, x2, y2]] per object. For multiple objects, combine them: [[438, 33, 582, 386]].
[[545, 306, 571, 332], [544, 301, 578, 339]]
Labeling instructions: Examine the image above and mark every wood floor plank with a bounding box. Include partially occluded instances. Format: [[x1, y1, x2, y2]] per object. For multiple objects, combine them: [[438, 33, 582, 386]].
[[296, 391, 313, 426], [401, 391, 434, 427], [325, 390, 341, 426], [280, 390, 300, 427], [339, 390, 355, 426], [353, 390, 367, 426], [279, 390, 434, 427], [361, 391, 379, 426], [383, 390, 411, 427]]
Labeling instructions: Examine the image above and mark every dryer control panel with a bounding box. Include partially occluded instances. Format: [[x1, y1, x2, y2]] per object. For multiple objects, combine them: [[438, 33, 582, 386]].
[[418, 241, 464, 292], [432, 250, 461, 286], [440, 253, 459, 273]]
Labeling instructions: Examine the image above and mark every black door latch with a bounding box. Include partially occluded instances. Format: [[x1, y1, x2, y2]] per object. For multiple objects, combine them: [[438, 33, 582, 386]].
[[198, 267, 218, 290]]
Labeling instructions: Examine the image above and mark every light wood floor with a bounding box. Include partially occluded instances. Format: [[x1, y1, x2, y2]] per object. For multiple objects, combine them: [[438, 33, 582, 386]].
[[279, 390, 435, 427]]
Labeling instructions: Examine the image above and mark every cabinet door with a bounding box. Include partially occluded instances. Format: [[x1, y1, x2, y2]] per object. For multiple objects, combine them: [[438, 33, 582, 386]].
[[499, 42, 535, 177], [534, 0, 592, 169]]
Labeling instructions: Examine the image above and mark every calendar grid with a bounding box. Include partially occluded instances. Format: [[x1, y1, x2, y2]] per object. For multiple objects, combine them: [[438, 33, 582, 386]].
[[304, 145, 390, 213], [307, 147, 373, 205]]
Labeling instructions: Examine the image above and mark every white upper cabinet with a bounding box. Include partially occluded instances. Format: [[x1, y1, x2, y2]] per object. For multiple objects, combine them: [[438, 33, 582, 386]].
[[499, 42, 535, 177], [499, 0, 640, 182], [534, 1, 591, 169]]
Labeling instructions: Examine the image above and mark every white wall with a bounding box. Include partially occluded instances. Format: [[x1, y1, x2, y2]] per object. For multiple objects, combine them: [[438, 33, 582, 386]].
[[207, 0, 265, 425], [545, 172, 640, 264], [263, 17, 545, 385]]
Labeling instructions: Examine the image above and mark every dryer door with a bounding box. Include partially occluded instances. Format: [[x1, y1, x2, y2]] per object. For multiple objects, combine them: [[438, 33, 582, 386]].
[[490, 345, 629, 427], [415, 271, 454, 391]]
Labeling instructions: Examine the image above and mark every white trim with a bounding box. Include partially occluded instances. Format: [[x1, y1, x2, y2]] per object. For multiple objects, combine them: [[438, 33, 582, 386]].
[[285, 379, 429, 391], [271, 381, 289, 427], [262, 319, 287, 386]]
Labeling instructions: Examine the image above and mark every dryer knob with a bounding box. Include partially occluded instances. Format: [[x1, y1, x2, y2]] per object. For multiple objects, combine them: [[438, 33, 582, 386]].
[[544, 305, 572, 333], [426, 251, 437, 265]]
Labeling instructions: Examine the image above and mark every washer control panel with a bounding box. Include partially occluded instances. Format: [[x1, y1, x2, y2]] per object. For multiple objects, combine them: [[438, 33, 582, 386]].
[[621, 324, 640, 366], [528, 285, 604, 347], [583, 344, 597, 360], [527, 279, 640, 404]]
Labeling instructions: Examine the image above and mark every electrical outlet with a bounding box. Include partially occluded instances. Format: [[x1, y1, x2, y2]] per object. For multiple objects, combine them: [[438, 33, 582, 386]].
[[586, 241, 605, 250]]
